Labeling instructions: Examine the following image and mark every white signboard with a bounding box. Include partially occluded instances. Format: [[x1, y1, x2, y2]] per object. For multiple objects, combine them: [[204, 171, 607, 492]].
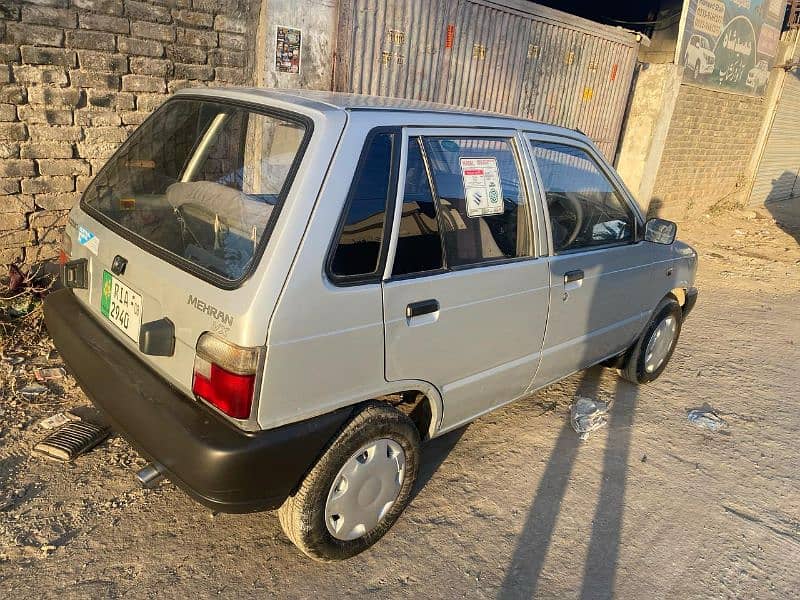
[[693, 0, 725, 38], [459, 157, 504, 217]]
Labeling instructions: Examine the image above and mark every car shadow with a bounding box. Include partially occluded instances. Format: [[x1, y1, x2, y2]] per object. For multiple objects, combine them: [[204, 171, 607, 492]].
[[412, 426, 467, 500], [498, 366, 639, 599]]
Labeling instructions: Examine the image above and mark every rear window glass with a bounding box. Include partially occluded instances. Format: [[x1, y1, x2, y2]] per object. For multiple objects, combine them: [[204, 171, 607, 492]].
[[82, 99, 308, 283], [329, 132, 394, 280], [392, 137, 443, 276]]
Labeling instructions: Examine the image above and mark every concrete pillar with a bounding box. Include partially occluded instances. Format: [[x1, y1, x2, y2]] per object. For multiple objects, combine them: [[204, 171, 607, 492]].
[[254, 0, 339, 90], [615, 62, 684, 214]]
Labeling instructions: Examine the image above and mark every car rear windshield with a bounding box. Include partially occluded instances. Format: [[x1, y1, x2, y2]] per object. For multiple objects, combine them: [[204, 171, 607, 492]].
[[81, 98, 309, 283]]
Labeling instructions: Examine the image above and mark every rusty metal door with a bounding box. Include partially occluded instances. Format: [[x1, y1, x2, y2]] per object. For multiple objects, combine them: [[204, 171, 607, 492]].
[[334, 0, 639, 159]]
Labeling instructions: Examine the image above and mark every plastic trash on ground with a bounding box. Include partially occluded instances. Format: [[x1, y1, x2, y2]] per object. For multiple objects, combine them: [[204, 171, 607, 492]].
[[570, 396, 611, 440], [34, 367, 66, 381], [38, 412, 81, 430], [687, 404, 727, 432]]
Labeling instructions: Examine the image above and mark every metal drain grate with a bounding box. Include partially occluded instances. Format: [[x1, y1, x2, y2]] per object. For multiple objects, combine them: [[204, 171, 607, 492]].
[[33, 420, 110, 461]]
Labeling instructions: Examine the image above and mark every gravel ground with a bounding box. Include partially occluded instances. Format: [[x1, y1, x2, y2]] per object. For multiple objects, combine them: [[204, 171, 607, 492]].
[[1, 205, 799, 599]]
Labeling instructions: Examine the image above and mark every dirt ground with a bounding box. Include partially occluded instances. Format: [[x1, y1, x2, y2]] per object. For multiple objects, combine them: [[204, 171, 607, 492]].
[[1, 202, 799, 599]]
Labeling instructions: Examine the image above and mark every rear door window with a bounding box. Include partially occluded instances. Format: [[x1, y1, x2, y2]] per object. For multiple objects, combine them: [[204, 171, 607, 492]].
[[82, 99, 309, 284], [421, 136, 531, 268], [392, 137, 444, 276], [328, 131, 396, 281]]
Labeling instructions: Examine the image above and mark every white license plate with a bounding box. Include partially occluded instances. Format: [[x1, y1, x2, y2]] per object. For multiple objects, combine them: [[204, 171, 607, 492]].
[[100, 271, 142, 342]]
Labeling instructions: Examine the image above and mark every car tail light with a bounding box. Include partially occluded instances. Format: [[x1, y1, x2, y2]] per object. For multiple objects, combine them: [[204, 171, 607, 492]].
[[192, 333, 262, 420]]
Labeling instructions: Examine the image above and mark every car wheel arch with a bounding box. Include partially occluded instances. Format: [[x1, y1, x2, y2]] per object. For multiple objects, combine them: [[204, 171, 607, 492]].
[[342, 379, 444, 441]]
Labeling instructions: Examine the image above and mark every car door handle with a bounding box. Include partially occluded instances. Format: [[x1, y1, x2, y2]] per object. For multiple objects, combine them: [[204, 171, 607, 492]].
[[564, 269, 584, 284], [406, 299, 439, 318]]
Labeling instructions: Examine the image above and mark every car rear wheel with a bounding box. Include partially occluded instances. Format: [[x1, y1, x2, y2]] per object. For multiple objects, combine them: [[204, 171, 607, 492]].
[[278, 402, 420, 561], [619, 296, 683, 384]]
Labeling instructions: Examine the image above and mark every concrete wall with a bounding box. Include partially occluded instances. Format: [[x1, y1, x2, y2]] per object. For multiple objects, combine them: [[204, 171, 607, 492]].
[[616, 0, 771, 222], [650, 84, 765, 220], [0, 0, 261, 266], [615, 62, 683, 212], [254, 0, 337, 90], [614, 0, 683, 212]]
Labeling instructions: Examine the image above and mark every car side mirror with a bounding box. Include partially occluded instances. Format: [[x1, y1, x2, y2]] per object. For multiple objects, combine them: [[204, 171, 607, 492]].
[[644, 218, 677, 245]]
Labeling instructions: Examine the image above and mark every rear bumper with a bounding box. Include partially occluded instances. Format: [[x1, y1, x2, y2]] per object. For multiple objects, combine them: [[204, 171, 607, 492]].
[[44, 289, 351, 513], [683, 287, 698, 320]]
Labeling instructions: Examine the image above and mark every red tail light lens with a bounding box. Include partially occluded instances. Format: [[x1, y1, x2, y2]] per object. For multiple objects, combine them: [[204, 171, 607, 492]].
[[192, 359, 255, 419], [192, 333, 262, 420]]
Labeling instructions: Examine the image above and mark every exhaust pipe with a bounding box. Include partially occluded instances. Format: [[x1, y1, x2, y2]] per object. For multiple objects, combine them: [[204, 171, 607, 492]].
[[135, 462, 165, 489]]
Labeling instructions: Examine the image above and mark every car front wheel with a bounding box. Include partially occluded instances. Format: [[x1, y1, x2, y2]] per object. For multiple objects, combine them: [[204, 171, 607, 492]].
[[278, 402, 421, 561], [619, 296, 683, 384]]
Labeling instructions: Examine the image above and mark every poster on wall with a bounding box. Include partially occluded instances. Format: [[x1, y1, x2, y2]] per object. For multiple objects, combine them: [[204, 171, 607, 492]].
[[679, 0, 783, 95], [276, 26, 301, 74]]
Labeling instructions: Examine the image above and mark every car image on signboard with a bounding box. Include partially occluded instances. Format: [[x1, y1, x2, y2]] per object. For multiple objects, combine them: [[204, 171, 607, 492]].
[[685, 34, 715, 79], [746, 59, 770, 94]]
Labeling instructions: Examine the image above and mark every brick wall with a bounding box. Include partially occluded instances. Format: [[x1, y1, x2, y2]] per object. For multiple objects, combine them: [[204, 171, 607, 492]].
[[650, 83, 765, 221], [0, 0, 259, 266]]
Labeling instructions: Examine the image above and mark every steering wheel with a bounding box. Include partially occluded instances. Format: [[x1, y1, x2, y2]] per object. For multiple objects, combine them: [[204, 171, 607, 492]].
[[547, 193, 584, 251]]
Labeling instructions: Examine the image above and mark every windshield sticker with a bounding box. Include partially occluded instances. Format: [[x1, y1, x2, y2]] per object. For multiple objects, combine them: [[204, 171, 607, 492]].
[[78, 225, 99, 255], [459, 157, 504, 217]]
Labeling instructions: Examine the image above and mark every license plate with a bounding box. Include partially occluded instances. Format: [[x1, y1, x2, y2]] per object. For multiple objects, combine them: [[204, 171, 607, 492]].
[[100, 271, 142, 342]]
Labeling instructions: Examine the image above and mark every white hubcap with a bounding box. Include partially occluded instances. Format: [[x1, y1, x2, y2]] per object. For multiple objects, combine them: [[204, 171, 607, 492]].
[[324, 439, 405, 541], [644, 315, 676, 373]]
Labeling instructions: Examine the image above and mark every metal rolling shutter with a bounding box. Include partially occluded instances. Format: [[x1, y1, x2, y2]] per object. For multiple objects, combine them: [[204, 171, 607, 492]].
[[334, 0, 638, 160], [750, 69, 800, 205]]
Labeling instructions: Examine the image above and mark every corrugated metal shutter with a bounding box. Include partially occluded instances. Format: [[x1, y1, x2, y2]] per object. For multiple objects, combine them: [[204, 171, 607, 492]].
[[750, 69, 800, 205], [334, 0, 638, 160]]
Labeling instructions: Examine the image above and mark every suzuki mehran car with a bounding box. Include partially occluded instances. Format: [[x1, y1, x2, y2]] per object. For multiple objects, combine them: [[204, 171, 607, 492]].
[[45, 88, 698, 561]]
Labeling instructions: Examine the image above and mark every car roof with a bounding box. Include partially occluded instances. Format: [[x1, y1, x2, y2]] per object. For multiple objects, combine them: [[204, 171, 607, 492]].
[[175, 87, 586, 139]]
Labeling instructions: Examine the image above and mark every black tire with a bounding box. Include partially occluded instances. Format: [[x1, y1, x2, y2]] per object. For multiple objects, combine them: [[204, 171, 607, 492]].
[[619, 296, 683, 384], [278, 402, 421, 561]]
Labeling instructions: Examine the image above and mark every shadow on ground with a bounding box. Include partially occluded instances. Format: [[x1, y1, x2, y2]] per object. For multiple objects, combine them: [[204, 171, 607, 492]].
[[764, 172, 800, 246], [499, 366, 639, 600], [413, 426, 467, 500]]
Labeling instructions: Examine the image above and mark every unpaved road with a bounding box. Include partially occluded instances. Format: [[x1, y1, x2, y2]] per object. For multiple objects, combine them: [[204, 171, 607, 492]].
[[1, 205, 799, 599]]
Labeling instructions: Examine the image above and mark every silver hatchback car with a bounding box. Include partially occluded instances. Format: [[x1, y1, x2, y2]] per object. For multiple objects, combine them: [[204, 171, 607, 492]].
[[45, 88, 697, 561]]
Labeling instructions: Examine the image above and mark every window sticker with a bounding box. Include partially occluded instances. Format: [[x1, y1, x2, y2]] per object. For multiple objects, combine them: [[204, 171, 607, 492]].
[[459, 157, 504, 217], [78, 225, 99, 255]]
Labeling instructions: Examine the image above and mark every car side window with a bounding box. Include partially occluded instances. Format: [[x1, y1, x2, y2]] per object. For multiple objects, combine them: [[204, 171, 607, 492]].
[[392, 137, 444, 276], [529, 141, 635, 254], [421, 136, 531, 268], [329, 132, 394, 280]]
